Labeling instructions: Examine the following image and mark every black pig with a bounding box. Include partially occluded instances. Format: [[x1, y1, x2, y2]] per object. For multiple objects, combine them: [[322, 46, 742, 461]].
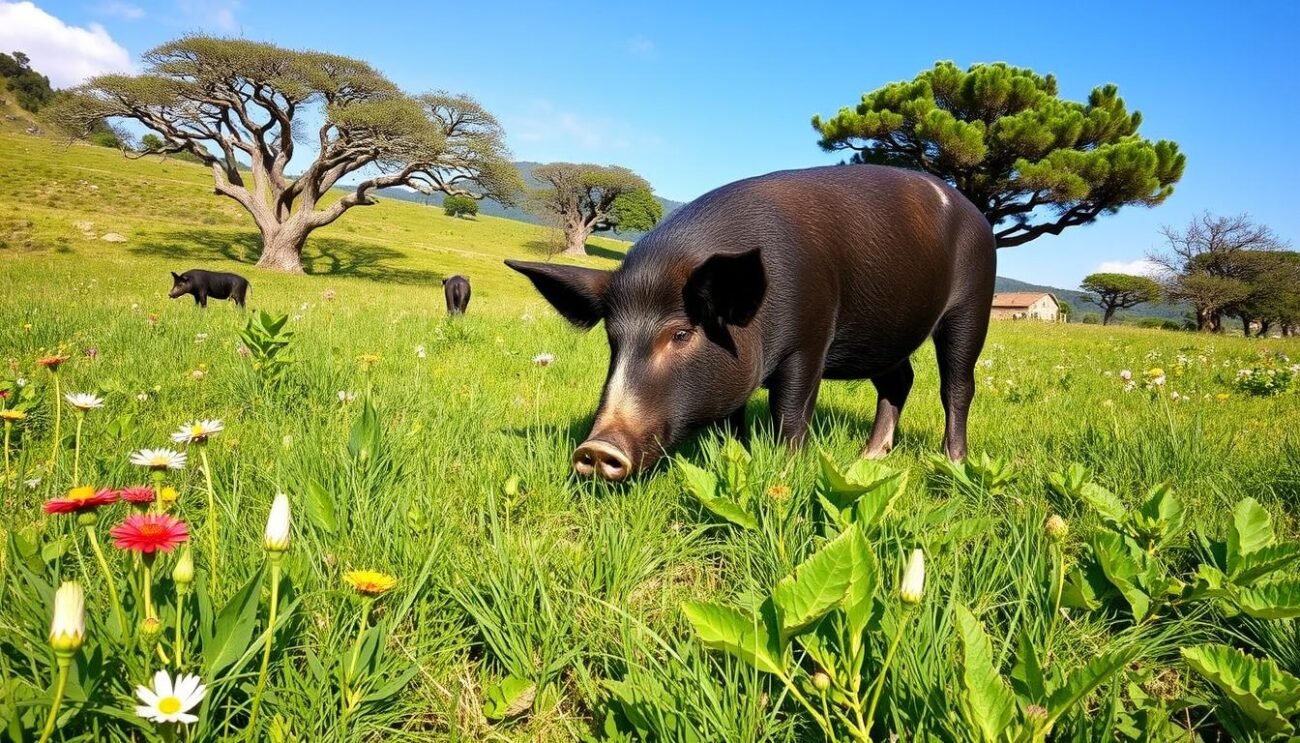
[[506, 164, 995, 481], [168, 269, 249, 308], [443, 275, 471, 315]]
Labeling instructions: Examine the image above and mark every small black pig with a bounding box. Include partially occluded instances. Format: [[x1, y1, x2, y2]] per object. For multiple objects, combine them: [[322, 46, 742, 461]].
[[507, 164, 996, 481], [443, 275, 471, 315], [168, 269, 249, 308]]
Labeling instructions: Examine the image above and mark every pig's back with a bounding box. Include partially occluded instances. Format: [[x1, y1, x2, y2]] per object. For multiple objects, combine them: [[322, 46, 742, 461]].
[[636, 165, 993, 377]]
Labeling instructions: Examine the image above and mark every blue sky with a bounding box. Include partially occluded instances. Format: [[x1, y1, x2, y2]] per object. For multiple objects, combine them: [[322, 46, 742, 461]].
[[6, 0, 1298, 287]]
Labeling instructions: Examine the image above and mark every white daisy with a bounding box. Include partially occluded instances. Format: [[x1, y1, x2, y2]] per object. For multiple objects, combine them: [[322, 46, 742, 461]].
[[64, 393, 104, 412], [130, 448, 187, 470], [171, 420, 224, 444], [135, 670, 206, 724], [415, 345, 427, 359], [337, 390, 357, 403], [532, 353, 555, 367]]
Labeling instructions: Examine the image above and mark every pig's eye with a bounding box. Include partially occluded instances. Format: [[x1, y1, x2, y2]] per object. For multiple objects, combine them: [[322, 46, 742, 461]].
[[671, 329, 692, 344]]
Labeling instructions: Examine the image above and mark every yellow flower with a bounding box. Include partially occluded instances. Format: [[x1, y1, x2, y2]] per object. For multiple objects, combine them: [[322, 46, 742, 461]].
[[355, 353, 382, 368], [1145, 368, 1165, 378], [159, 486, 179, 506], [1, 409, 27, 422], [1215, 393, 1230, 401], [343, 569, 398, 596]]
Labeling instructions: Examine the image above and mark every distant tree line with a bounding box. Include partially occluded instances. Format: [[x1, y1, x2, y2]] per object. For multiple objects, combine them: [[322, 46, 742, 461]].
[[1080, 213, 1297, 335], [1, 51, 55, 112]]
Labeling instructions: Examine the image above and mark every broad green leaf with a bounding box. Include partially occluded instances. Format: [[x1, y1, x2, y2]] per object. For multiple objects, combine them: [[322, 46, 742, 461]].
[[203, 565, 266, 678], [698, 496, 759, 531], [1077, 483, 1127, 526], [1232, 543, 1300, 585], [771, 527, 860, 638], [1228, 498, 1275, 575], [954, 605, 1017, 743], [1182, 644, 1300, 736], [718, 437, 751, 499], [305, 480, 338, 534], [1235, 579, 1300, 619], [1135, 483, 1185, 549], [1044, 645, 1138, 730], [843, 527, 880, 636], [1060, 564, 1103, 611], [851, 469, 907, 531], [682, 601, 783, 675], [1092, 532, 1151, 621], [677, 458, 718, 502], [1010, 629, 1046, 703], [483, 674, 536, 720]]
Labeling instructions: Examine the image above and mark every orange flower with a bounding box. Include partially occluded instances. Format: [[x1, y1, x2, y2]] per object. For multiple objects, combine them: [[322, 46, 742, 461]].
[[37, 354, 71, 371]]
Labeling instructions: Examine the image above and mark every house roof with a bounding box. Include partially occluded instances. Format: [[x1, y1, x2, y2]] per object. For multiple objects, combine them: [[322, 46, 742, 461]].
[[991, 292, 1057, 309]]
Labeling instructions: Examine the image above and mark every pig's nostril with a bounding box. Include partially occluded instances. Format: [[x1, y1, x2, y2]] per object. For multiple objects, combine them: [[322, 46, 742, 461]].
[[573, 440, 632, 481]]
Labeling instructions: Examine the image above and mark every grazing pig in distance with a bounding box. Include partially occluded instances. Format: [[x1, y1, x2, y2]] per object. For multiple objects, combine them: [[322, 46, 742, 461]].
[[506, 164, 995, 481], [168, 269, 249, 308], [443, 275, 471, 315]]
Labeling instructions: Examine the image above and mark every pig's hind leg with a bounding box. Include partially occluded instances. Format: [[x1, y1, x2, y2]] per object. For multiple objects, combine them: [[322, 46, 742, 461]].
[[861, 359, 915, 459], [931, 303, 990, 461]]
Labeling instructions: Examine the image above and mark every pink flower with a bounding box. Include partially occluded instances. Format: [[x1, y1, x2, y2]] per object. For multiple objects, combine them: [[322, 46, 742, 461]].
[[109, 514, 189, 554]]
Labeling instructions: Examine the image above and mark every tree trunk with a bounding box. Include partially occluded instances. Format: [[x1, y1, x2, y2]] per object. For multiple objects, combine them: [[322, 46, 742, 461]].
[[1257, 321, 1271, 337], [1240, 316, 1251, 335], [561, 225, 592, 257], [1102, 305, 1116, 325], [255, 225, 308, 273]]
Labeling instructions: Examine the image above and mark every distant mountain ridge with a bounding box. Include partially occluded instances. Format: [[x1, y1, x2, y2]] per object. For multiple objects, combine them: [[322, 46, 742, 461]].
[[376, 161, 685, 242]]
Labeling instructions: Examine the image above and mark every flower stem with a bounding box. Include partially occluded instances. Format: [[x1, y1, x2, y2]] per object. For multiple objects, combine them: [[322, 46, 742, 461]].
[[199, 448, 219, 594], [174, 592, 186, 668], [864, 607, 912, 737], [1047, 543, 1065, 652], [3, 421, 12, 482], [36, 654, 71, 743], [143, 554, 156, 619], [84, 523, 127, 636], [150, 470, 165, 514], [72, 413, 85, 485], [49, 372, 61, 469], [247, 555, 281, 733]]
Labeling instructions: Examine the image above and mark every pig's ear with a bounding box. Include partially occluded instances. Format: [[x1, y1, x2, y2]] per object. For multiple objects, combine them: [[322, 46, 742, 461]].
[[171, 271, 180, 281], [684, 248, 766, 333], [505, 260, 610, 329]]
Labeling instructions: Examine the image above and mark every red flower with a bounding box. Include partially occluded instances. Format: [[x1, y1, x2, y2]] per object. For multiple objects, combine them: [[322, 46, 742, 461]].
[[44, 486, 118, 514], [119, 486, 156, 505], [109, 514, 189, 554]]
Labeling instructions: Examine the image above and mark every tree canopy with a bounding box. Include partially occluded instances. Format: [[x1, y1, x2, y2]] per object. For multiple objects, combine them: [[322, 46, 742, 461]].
[[812, 62, 1185, 248], [529, 163, 662, 256], [1080, 272, 1162, 325], [443, 194, 478, 218], [1, 51, 56, 112], [48, 36, 522, 272], [1151, 213, 1292, 332]]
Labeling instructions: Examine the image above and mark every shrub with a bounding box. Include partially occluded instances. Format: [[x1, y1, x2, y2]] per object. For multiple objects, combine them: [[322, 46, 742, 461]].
[[1081, 313, 1100, 325], [443, 194, 479, 218]]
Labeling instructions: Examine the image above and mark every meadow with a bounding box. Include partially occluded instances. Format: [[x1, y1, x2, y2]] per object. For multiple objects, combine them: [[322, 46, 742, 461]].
[[2, 131, 1299, 741]]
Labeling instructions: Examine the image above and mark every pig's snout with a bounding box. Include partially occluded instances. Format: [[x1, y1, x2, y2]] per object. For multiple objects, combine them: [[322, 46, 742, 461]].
[[573, 439, 633, 481]]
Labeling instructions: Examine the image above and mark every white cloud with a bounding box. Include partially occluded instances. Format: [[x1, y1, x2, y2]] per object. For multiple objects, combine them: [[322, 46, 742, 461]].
[[0, 2, 133, 87], [1097, 258, 1164, 277], [626, 36, 655, 58], [95, 1, 144, 19], [513, 100, 621, 150], [174, 0, 240, 32]]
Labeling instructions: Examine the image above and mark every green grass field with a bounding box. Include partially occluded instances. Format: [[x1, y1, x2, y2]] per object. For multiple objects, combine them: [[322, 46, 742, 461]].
[[2, 131, 1299, 741]]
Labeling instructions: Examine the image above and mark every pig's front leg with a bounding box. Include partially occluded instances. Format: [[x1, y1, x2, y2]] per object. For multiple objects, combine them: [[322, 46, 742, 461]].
[[766, 351, 825, 447]]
